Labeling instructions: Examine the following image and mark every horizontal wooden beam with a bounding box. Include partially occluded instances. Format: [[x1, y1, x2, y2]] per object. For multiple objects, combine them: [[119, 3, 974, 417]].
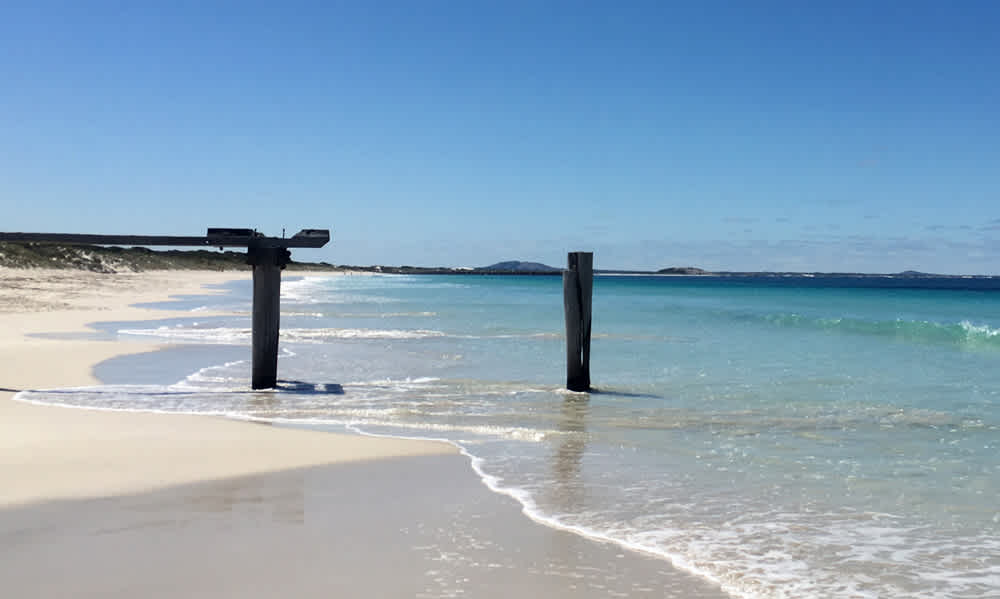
[[0, 229, 330, 249]]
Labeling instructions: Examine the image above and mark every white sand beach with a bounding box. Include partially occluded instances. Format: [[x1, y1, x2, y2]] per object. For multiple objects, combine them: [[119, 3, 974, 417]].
[[0, 267, 727, 598], [0, 268, 452, 505]]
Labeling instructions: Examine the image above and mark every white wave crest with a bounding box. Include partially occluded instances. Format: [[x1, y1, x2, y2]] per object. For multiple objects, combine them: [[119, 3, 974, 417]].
[[959, 320, 1000, 339], [118, 326, 447, 344]]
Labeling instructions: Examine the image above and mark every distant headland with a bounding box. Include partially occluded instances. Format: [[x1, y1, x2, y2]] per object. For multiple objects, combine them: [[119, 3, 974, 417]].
[[0, 241, 337, 273]]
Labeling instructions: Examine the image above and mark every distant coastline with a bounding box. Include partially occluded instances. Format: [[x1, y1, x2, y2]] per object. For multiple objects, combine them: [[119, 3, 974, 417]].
[[2, 242, 997, 279], [341, 264, 1000, 280]]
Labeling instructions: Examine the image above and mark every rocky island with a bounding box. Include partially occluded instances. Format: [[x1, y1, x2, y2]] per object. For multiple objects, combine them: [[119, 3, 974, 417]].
[[656, 267, 710, 275]]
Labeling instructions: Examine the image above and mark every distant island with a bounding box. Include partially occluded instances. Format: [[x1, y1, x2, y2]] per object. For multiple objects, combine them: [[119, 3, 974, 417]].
[[477, 261, 561, 273], [657, 267, 710, 275]]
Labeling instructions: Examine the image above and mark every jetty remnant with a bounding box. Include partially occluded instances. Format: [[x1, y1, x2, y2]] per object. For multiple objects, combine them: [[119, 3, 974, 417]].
[[0, 228, 331, 389], [563, 252, 593, 392]]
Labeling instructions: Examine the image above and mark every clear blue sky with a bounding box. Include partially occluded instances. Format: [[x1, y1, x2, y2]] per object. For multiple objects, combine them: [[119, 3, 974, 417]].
[[2, 1, 998, 273]]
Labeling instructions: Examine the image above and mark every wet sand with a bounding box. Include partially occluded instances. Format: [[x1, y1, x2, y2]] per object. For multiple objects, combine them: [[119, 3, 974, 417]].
[[0, 268, 729, 597]]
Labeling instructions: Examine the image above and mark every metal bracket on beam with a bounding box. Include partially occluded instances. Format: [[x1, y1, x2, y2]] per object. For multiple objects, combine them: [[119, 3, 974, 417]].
[[246, 246, 292, 268]]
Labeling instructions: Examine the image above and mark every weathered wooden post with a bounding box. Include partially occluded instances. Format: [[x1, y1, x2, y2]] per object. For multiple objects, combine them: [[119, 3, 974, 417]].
[[563, 252, 593, 391], [248, 246, 291, 390]]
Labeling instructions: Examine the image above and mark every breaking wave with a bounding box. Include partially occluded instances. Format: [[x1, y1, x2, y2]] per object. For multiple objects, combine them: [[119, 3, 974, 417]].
[[762, 314, 1000, 348]]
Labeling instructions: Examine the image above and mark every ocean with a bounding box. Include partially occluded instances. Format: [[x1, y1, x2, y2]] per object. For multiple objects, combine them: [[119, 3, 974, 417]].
[[19, 273, 1000, 598]]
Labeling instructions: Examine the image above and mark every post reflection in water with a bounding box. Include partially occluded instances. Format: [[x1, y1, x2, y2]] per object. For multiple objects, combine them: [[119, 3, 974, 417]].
[[244, 380, 345, 417], [247, 391, 280, 414], [550, 394, 590, 513]]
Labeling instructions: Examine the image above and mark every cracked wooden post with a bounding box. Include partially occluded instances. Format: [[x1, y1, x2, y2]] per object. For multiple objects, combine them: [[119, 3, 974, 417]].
[[564, 252, 593, 392], [248, 246, 290, 389]]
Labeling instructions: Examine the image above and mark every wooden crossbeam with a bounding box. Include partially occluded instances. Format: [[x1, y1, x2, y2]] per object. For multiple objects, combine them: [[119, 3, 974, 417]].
[[0, 229, 329, 249]]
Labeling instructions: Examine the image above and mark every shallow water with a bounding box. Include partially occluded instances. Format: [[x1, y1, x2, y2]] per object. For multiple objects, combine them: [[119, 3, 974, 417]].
[[20, 274, 1000, 598]]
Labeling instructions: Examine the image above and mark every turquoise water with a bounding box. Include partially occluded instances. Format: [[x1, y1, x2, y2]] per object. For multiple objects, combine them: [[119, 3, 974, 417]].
[[20, 274, 1000, 598]]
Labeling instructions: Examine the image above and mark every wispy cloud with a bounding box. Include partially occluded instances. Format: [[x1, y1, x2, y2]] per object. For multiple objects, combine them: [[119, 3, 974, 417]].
[[822, 197, 861, 206], [921, 223, 988, 233]]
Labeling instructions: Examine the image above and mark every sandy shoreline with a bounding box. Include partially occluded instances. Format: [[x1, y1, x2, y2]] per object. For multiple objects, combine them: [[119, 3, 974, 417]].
[[0, 267, 728, 597], [0, 268, 453, 506]]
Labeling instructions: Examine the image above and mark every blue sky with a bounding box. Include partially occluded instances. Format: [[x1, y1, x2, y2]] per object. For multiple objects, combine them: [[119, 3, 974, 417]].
[[2, 1, 998, 273]]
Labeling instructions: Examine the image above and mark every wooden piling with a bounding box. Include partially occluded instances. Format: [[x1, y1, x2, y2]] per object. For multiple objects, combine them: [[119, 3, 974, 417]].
[[249, 247, 289, 389], [564, 252, 593, 391]]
